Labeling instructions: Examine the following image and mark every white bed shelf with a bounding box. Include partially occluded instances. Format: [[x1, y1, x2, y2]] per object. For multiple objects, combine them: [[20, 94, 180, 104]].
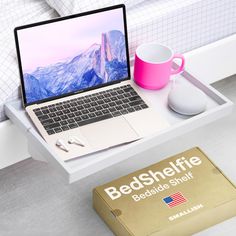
[[5, 68, 233, 183]]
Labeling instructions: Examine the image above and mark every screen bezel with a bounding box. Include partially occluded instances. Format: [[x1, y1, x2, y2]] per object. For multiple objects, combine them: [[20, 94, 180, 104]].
[[14, 4, 130, 107]]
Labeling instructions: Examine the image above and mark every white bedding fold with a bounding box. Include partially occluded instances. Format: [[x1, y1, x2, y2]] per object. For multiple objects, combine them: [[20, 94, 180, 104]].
[[0, 0, 58, 121]]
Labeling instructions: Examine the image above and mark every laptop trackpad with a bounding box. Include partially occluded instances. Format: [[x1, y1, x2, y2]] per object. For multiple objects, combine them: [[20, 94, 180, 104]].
[[80, 117, 139, 150]]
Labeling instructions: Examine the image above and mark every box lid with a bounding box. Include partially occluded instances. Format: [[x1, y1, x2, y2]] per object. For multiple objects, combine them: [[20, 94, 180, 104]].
[[94, 147, 236, 235]]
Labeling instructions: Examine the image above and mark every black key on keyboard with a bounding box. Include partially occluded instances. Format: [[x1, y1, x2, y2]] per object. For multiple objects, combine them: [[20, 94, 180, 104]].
[[42, 109, 49, 114], [117, 94, 124, 99], [90, 97, 97, 101], [109, 102, 116, 107], [75, 111, 82, 116], [88, 107, 96, 112], [60, 120, 68, 126], [104, 98, 111, 103], [110, 97, 117, 101], [70, 107, 76, 112], [102, 104, 109, 109], [49, 113, 56, 118], [123, 98, 129, 103], [77, 100, 84, 105], [129, 100, 144, 107], [47, 130, 55, 135], [97, 100, 104, 105], [44, 122, 60, 130], [68, 119, 75, 124], [77, 105, 83, 110], [54, 127, 62, 133], [121, 109, 128, 115], [38, 114, 49, 121], [70, 102, 76, 107], [123, 86, 133, 92], [90, 101, 97, 106], [68, 123, 78, 129], [63, 109, 70, 114], [115, 100, 122, 105], [84, 98, 91, 103], [81, 114, 89, 120], [88, 113, 96, 118], [68, 113, 75, 118], [83, 103, 91, 108], [82, 109, 89, 114], [129, 96, 141, 102], [109, 107, 116, 113], [124, 93, 130, 98], [57, 106, 64, 110], [35, 111, 43, 116], [111, 91, 118, 96], [102, 109, 109, 114], [127, 107, 135, 113], [112, 111, 121, 117], [134, 105, 142, 111], [95, 111, 102, 116], [130, 91, 138, 96], [141, 104, 148, 109], [116, 106, 123, 110], [63, 104, 70, 109], [75, 117, 82, 122], [56, 111, 63, 116], [117, 90, 124, 94], [62, 126, 69, 131], [61, 115, 68, 120], [41, 119, 54, 126], [54, 117, 61, 122], [96, 106, 103, 111]]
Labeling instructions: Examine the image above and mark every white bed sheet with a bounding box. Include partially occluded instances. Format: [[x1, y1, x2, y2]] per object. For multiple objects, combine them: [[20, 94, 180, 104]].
[[0, 0, 57, 121]]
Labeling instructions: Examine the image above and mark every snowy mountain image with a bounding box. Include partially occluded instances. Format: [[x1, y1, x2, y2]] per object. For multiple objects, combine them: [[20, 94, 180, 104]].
[[24, 30, 128, 103]]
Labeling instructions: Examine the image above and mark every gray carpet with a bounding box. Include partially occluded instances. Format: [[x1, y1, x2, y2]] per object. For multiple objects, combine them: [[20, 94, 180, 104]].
[[0, 75, 236, 236]]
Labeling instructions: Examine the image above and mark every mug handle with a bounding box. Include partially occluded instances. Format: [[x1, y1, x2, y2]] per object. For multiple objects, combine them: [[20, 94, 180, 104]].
[[171, 54, 185, 75]]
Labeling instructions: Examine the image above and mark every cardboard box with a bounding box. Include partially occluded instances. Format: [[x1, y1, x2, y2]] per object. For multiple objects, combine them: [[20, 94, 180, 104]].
[[93, 147, 236, 236]]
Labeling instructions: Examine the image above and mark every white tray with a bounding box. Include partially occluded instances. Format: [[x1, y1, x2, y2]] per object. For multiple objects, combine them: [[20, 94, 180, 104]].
[[5, 68, 233, 183]]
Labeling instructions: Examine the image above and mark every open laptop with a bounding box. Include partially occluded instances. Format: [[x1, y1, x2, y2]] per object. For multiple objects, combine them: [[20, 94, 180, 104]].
[[14, 4, 169, 160]]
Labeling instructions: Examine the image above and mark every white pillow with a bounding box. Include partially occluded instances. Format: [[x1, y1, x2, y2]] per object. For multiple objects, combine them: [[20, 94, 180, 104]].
[[0, 0, 57, 121], [45, 0, 144, 16]]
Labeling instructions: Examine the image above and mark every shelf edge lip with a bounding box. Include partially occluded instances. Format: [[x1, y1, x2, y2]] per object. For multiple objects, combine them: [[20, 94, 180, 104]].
[[4, 61, 234, 183]]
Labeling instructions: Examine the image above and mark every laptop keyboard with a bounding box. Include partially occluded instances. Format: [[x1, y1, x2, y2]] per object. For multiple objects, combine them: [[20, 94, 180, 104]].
[[33, 85, 148, 135]]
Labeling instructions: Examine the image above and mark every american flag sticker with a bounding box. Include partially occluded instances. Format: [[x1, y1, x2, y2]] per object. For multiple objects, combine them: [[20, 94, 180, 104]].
[[163, 192, 187, 208]]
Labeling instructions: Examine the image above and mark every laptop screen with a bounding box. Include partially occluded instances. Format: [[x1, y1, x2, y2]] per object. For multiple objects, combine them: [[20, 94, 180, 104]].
[[15, 5, 130, 106]]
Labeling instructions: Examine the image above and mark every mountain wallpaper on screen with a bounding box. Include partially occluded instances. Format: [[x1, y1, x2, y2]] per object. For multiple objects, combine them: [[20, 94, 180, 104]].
[[24, 30, 128, 103]]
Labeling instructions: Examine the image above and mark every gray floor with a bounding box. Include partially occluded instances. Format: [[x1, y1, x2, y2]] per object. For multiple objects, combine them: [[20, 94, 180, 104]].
[[0, 75, 236, 236]]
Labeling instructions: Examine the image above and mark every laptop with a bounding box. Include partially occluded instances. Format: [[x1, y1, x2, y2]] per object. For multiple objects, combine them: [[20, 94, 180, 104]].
[[14, 4, 169, 160]]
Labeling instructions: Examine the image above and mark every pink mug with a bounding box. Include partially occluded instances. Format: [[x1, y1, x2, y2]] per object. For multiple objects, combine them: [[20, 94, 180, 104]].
[[134, 43, 185, 90]]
